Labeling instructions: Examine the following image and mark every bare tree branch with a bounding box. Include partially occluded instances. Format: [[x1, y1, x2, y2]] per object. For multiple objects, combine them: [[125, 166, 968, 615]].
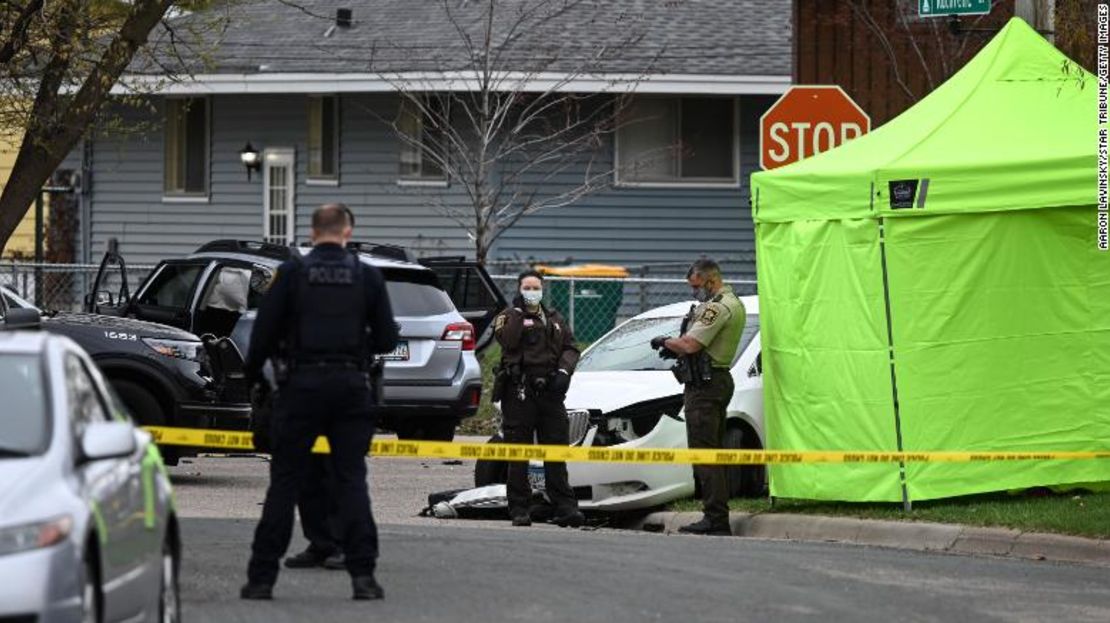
[[847, 0, 918, 102], [363, 0, 661, 262], [0, 0, 179, 254], [895, 1, 935, 91], [0, 0, 43, 63]]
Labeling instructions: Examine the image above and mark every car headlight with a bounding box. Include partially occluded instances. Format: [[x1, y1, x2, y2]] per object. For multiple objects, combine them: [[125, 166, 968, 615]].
[[143, 338, 204, 361], [0, 515, 72, 557]]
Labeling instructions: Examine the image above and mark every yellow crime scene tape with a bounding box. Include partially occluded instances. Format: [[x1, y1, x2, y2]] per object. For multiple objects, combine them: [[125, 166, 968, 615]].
[[143, 426, 1110, 466]]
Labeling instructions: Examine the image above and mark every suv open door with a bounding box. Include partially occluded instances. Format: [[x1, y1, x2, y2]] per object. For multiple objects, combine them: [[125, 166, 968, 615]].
[[84, 240, 134, 317], [419, 257, 507, 351]]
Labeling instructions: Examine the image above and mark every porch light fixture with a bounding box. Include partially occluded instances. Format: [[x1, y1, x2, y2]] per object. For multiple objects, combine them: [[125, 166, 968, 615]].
[[239, 142, 261, 181]]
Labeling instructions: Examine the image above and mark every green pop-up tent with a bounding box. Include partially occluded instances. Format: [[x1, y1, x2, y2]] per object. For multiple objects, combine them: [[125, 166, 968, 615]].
[[750, 18, 1110, 503]]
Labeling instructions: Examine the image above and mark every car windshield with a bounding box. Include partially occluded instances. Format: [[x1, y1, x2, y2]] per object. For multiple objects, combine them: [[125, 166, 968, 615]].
[[0, 354, 48, 457], [577, 313, 760, 373], [381, 268, 455, 316]]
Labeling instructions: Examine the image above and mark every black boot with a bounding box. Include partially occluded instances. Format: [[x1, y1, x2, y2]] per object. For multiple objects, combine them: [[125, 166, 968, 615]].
[[552, 509, 585, 528], [323, 552, 347, 570], [351, 575, 385, 600], [283, 547, 332, 569], [511, 513, 532, 527], [677, 516, 731, 536], [239, 582, 273, 600]]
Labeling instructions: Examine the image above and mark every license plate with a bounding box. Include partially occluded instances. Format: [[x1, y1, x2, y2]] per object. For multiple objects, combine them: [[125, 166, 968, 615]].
[[379, 341, 410, 361], [527, 464, 546, 490]]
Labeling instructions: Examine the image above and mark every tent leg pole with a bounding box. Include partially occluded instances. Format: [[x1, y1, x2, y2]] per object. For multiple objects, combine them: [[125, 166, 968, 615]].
[[877, 213, 912, 511]]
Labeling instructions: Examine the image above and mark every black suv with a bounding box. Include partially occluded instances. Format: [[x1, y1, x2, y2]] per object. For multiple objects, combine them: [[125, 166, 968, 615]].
[[0, 284, 249, 464], [85, 240, 506, 441]]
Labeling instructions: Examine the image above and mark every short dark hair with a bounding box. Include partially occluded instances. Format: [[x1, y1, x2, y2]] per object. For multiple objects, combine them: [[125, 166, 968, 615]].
[[338, 203, 355, 228], [687, 258, 721, 280], [312, 203, 352, 235], [518, 269, 543, 285]]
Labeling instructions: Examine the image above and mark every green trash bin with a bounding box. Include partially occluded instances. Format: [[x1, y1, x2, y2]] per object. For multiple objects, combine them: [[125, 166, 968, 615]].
[[536, 264, 629, 342]]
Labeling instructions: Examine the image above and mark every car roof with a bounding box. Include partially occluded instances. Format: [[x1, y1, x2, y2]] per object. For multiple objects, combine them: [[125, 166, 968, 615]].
[[632, 295, 759, 321], [0, 329, 52, 354], [292, 247, 434, 272], [188, 245, 433, 273]]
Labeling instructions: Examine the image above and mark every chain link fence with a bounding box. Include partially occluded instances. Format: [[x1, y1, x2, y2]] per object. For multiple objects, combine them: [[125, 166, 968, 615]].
[[1, 262, 757, 342], [0, 262, 154, 312], [489, 274, 756, 342]]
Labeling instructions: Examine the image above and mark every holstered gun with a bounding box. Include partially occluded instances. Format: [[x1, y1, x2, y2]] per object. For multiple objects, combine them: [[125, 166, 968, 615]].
[[369, 356, 385, 406], [491, 362, 521, 402], [671, 304, 713, 387]]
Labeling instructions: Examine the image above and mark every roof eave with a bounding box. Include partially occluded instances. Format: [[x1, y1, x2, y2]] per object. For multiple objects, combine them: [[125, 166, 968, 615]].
[[114, 71, 792, 96]]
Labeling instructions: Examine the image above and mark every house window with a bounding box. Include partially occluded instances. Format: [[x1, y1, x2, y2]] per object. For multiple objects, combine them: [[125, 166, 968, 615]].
[[616, 96, 738, 186], [397, 97, 446, 182], [163, 98, 209, 195], [308, 95, 339, 180]]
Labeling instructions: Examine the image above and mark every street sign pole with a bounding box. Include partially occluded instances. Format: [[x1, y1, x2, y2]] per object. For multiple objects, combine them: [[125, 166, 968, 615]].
[[918, 0, 991, 18]]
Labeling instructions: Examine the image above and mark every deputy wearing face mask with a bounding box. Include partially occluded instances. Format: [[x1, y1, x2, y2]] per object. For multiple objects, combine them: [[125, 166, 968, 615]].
[[491, 269, 584, 528], [649, 258, 745, 535]]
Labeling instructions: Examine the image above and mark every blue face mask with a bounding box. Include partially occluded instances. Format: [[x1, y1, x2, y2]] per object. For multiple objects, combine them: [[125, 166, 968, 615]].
[[693, 286, 712, 303]]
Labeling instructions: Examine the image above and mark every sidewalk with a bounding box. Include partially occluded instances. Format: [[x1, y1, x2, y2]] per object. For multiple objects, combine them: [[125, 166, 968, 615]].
[[628, 511, 1110, 567]]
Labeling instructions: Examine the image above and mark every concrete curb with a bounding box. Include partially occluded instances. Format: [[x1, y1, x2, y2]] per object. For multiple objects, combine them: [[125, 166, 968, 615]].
[[628, 511, 1110, 567]]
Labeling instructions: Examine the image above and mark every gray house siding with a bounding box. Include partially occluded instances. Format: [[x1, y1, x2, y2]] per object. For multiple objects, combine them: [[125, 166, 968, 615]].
[[84, 93, 476, 265], [81, 93, 775, 279], [492, 95, 775, 281]]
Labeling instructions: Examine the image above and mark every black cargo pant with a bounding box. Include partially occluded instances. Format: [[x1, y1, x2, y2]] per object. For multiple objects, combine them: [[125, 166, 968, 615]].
[[501, 386, 578, 518], [247, 368, 378, 585], [684, 368, 734, 525]]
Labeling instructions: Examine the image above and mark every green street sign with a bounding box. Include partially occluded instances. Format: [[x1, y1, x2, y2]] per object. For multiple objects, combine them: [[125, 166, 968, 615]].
[[919, 0, 991, 17]]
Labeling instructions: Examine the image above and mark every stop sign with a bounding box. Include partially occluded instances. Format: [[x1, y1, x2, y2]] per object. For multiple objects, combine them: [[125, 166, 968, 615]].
[[759, 86, 870, 170]]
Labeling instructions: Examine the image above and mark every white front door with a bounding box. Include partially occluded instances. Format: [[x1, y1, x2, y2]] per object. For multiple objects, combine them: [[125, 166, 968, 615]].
[[263, 148, 295, 244]]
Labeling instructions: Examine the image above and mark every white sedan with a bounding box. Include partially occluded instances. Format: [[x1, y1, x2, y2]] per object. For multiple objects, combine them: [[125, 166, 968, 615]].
[[474, 297, 763, 512], [0, 311, 180, 623]]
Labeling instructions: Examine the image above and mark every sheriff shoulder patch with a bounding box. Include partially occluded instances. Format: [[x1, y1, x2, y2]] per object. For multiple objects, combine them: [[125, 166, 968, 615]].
[[494, 314, 506, 332], [697, 307, 719, 325]]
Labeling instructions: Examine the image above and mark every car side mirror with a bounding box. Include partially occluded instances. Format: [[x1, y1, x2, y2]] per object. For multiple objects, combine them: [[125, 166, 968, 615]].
[[95, 290, 115, 306], [80, 421, 136, 462], [3, 308, 41, 330]]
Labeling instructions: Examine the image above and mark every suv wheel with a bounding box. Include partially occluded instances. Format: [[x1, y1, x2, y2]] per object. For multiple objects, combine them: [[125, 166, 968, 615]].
[[420, 418, 457, 442], [112, 379, 178, 465], [394, 418, 456, 442]]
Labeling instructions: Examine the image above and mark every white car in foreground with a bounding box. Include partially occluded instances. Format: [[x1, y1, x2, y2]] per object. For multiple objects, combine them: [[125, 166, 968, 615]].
[[0, 312, 180, 623], [474, 297, 763, 512]]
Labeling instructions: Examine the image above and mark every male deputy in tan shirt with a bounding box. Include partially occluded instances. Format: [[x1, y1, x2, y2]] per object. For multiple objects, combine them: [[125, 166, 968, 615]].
[[651, 258, 745, 535]]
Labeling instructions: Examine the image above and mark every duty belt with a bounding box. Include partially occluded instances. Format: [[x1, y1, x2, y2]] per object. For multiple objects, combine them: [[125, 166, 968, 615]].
[[295, 357, 364, 370]]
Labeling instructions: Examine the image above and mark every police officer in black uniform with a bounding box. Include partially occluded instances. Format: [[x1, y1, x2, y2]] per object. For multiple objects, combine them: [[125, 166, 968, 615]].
[[240, 203, 399, 601], [493, 269, 585, 528], [283, 203, 358, 573]]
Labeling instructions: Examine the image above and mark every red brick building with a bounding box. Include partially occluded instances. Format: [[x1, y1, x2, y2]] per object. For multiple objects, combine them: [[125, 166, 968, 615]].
[[792, 1, 1072, 126]]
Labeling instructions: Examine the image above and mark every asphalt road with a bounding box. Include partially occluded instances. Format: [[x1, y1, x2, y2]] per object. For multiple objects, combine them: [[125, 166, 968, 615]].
[[169, 447, 1110, 623]]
